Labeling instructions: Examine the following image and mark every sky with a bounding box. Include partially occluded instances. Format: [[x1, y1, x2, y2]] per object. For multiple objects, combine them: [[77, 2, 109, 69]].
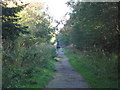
[[43, 0, 71, 21], [20, 0, 71, 29], [43, 0, 71, 29], [20, 0, 71, 21]]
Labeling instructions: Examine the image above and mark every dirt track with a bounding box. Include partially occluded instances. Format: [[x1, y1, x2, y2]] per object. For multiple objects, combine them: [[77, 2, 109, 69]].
[[46, 48, 90, 88]]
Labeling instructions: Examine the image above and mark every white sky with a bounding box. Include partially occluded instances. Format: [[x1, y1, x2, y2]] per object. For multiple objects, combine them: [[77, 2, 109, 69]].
[[43, 0, 71, 30], [20, 0, 71, 21], [43, 0, 71, 21], [20, 0, 71, 29]]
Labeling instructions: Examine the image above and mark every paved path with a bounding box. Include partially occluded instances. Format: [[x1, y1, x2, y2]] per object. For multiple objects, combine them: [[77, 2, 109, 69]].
[[46, 48, 90, 88]]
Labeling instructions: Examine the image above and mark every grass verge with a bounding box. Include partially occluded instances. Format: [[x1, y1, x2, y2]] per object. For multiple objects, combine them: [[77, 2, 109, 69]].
[[22, 60, 55, 88], [63, 48, 118, 88]]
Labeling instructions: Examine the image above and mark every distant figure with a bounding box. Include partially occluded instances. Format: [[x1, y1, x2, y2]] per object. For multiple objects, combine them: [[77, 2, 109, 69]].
[[57, 41, 60, 50]]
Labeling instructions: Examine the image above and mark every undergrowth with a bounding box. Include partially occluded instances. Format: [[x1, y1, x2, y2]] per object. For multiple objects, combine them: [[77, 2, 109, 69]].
[[3, 43, 56, 88], [64, 48, 118, 88]]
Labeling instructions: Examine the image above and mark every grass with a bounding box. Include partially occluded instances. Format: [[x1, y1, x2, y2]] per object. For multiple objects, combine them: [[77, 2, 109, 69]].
[[21, 60, 55, 88], [63, 48, 118, 88]]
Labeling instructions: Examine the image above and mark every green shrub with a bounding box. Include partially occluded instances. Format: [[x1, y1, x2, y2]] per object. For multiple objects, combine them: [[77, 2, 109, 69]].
[[2, 41, 56, 88]]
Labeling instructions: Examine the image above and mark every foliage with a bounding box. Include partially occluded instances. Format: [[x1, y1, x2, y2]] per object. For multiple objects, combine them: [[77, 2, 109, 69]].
[[17, 2, 54, 42], [64, 48, 118, 88], [60, 2, 118, 54], [2, 1, 56, 88], [3, 43, 56, 88], [60, 2, 118, 88], [2, 3, 29, 41], [23, 60, 55, 88]]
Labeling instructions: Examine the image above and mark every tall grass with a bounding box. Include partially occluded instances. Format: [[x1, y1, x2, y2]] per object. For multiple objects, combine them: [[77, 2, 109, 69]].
[[2, 42, 56, 88], [64, 48, 118, 88]]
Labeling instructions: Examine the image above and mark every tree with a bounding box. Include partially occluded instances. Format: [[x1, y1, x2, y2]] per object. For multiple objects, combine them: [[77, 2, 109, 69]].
[[17, 2, 54, 43], [61, 2, 118, 54], [2, 2, 29, 50]]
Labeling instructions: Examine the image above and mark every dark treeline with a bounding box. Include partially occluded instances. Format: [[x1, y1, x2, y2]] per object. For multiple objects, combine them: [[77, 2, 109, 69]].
[[61, 2, 119, 54]]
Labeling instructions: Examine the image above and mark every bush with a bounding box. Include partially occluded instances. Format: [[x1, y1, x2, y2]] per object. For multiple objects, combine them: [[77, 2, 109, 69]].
[[2, 41, 56, 88]]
